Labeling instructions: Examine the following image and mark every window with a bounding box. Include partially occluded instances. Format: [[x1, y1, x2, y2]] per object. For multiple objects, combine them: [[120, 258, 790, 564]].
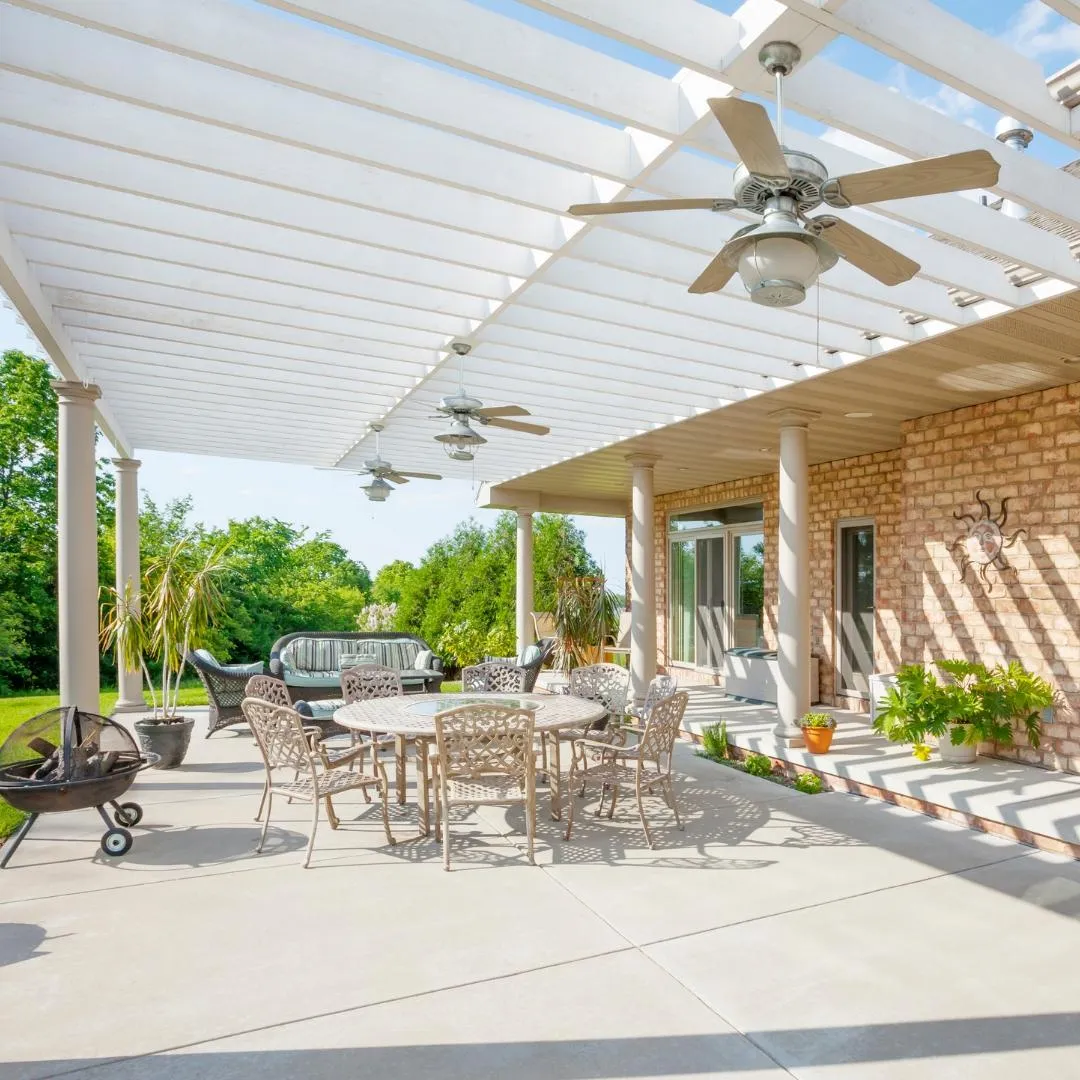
[[733, 531, 765, 648], [669, 539, 695, 664]]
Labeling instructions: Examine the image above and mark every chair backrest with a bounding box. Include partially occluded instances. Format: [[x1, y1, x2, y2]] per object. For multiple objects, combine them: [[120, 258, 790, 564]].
[[642, 673, 679, 719], [341, 663, 403, 703], [245, 674, 291, 707], [638, 691, 688, 774], [461, 661, 527, 694], [531, 611, 556, 639], [613, 611, 632, 648], [276, 633, 427, 675], [241, 698, 313, 773], [434, 704, 535, 783], [569, 663, 631, 718]]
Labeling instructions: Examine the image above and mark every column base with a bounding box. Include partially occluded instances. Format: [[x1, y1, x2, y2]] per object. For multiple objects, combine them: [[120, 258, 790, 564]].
[[112, 697, 149, 714], [772, 721, 805, 748]]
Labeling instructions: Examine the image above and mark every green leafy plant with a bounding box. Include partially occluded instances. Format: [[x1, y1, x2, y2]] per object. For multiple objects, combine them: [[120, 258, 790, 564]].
[[100, 537, 231, 722], [874, 660, 1054, 761], [553, 575, 620, 673], [742, 752, 774, 778], [800, 711, 836, 730], [794, 772, 825, 794], [700, 721, 730, 762]]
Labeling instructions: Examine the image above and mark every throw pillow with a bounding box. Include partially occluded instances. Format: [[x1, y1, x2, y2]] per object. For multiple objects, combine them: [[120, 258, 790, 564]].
[[413, 648, 434, 671], [339, 653, 371, 670], [517, 643, 542, 666]]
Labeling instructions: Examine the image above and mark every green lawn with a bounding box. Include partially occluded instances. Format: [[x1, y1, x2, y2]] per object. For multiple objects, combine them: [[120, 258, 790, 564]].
[[0, 682, 207, 838]]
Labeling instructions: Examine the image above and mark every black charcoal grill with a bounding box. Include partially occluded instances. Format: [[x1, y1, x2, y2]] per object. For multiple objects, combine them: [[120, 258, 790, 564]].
[[0, 706, 155, 868]]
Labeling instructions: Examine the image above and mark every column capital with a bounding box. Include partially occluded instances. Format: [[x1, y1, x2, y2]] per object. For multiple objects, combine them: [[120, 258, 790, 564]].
[[51, 380, 101, 404], [625, 452, 660, 469], [111, 457, 142, 472], [769, 407, 820, 428], [515, 507, 534, 517]]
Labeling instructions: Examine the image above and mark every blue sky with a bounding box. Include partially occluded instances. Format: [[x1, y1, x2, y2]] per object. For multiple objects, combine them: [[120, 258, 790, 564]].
[[8, 0, 1080, 580]]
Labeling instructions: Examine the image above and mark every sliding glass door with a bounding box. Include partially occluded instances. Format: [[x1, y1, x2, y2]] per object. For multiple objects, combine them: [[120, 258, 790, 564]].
[[695, 536, 725, 669], [669, 539, 696, 665], [837, 520, 875, 696]]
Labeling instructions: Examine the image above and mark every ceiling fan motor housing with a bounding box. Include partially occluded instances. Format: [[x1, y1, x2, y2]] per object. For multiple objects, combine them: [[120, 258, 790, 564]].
[[733, 150, 828, 213]]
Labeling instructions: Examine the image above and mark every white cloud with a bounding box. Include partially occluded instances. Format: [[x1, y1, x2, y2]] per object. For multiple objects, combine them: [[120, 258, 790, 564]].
[[888, 64, 984, 131], [1007, 0, 1080, 61]]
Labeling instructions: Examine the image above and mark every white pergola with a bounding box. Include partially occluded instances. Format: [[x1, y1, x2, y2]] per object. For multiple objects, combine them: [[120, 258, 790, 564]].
[[4, 0, 1079, 723]]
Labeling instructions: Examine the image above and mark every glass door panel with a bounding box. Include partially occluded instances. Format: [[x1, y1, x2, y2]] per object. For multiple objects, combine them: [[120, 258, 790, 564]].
[[733, 532, 765, 648], [838, 523, 875, 695], [695, 537, 725, 668], [669, 539, 695, 665]]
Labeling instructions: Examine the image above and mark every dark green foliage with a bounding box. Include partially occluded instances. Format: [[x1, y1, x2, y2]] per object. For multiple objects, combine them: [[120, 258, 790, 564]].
[[393, 513, 599, 666], [742, 752, 774, 778], [0, 352, 114, 691]]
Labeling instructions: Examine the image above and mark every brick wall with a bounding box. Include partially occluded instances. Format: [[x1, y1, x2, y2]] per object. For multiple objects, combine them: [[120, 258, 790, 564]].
[[650, 382, 1080, 773]]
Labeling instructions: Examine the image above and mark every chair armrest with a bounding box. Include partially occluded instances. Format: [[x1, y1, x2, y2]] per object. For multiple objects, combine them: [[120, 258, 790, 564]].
[[268, 658, 285, 679], [431, 656, 445, 674]]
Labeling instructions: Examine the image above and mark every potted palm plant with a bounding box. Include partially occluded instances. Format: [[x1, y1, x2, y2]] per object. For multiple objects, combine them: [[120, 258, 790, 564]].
[[799, 711, 837, 753], [553, 575, 620, 673], [101, 538, 231, 768], [873, 659, 1053, 764]]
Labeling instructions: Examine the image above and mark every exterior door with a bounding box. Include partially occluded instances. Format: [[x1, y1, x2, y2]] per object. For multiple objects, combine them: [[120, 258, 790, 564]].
[[837, 521, 875, 696], [695, 536, 725, 668]]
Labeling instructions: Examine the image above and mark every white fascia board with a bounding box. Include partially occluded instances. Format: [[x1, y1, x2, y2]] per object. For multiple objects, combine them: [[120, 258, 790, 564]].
[[0, 218, 131, 452], [0, 136, 542, 279], [0, 12, 603, 208], [1042, 0, 1080, 22], [9, 0, 635, 179], [776, 0, 1077, 145], [478, 481, 628, 517], [1, 199, 515, 301], [21, 237, 495, 324], [258, 0, 687, 135]]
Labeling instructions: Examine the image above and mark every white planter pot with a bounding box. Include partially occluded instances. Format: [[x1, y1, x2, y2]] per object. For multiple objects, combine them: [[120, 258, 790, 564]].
[[937, 724, 977, 765]]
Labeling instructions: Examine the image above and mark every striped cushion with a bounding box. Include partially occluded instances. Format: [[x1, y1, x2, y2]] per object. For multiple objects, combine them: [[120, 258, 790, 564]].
[[281, 637, 423, 675]]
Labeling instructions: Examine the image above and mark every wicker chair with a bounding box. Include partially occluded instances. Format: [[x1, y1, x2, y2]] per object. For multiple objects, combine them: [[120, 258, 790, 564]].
[[565, 690, 688, 849], [187, 649, 267, 737], [241, 697, 395, 868], [482, 637, 556, 692], [461, 661, 528, 693], [432, 703, 537, 871]]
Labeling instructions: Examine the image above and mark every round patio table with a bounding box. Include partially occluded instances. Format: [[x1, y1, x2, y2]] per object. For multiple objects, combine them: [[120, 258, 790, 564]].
[[334, 692, 606, 834]]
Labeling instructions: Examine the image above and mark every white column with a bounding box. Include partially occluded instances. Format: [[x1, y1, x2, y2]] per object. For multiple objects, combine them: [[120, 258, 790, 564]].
[[515, 509, 534, 654], [773, 409, 817, 745], [53, 380, 101, 712], [111, 457, 146, 712], [627, 455, 658, 707]]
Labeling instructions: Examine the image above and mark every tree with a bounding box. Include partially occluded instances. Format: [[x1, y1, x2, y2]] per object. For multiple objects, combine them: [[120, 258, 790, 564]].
[[0, 351, 114, 691], [371, 559, 415, 605]]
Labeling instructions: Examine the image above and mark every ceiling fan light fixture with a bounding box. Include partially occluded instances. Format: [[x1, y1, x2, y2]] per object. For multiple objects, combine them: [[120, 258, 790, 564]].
[[434, 419, 487, 451], [443, 446, 476, 462], [362, 476, 393, 502], [738, 232, 825, 308]]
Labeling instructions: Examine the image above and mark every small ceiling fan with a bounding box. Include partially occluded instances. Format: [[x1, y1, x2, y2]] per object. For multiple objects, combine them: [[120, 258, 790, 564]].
[[431, 342, 550, 460], [568, 41, 1001, 307], [356, 424, 442, 502]]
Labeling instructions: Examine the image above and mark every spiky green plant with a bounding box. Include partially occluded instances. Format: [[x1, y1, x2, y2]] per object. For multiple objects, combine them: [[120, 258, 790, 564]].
[[100, 538, 231, 721], [701, 721, 730, 762], [552, 575, 620, 673]]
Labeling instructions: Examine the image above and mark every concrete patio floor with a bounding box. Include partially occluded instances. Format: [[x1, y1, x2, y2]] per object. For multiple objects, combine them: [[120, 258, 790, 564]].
[[3, 706, 1080, 1078]]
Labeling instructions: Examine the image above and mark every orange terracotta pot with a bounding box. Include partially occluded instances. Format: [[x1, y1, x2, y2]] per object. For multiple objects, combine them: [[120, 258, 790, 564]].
[[802, 726, 834, 754]]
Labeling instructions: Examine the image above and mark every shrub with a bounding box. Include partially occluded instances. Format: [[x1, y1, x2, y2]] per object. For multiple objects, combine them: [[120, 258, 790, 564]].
[[794, 772, 825, 794], [742, 752, 774, 778], [355, 601, 397, 632], [700, 721, 730, 762]]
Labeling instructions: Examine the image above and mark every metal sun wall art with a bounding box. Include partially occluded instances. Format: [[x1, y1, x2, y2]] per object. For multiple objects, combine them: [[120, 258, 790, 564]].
[[952, 491, 1025, 594]]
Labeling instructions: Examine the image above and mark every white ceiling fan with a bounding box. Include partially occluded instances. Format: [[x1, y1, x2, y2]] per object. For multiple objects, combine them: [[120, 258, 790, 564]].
[[431, 342, 550, 460], [355, 424, 442, 502], [568, 42, 1001, 308]]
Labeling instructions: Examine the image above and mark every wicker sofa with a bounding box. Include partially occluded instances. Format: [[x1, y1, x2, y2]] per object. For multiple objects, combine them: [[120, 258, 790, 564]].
[[268, 631, 444, 702]]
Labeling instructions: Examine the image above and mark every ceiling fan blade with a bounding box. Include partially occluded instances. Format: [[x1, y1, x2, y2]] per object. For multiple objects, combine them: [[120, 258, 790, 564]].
[[708, 98, 789, 180], [385, 472, 410, 485], [474, 404, 530, 418], [396, 471, 444, 481], [812, 216, 920, 286], [485, 418, 550, 436], [568, 198, 734, 216], [688, 249, 736, 295], [828, 149, 1000, 206]]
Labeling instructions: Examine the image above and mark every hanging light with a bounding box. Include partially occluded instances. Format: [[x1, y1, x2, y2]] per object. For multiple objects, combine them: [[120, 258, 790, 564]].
[[725, 201, 837, 308], [361, 476, 393, 502], [434, 419, 486, 460]]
